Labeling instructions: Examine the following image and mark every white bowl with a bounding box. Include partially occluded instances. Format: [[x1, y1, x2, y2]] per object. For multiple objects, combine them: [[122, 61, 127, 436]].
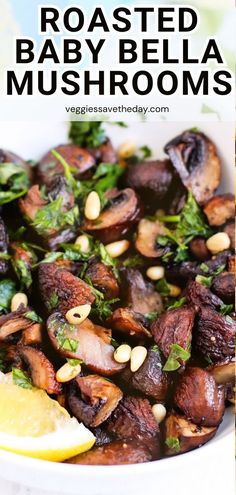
[[0, 121, 234, 495]]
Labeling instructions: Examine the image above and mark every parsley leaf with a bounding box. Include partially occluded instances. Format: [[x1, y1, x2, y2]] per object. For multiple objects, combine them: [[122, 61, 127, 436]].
[[0, 162, 30, 205], [156, 278, 170, 297], [69, 121, 106, 148], [32, 197, 79, 236], [163, 344, 191, 371], [123, 255, 143, 267], [12, 368, 32, 389], [166, 297, 187, 310], [195, 274, 213, 288], [0, 279, 17, 312], [220, 303, 234, 315], [165, 437, 180, 453], [67, 358, 83, 366], [25, 311, 43, 323]]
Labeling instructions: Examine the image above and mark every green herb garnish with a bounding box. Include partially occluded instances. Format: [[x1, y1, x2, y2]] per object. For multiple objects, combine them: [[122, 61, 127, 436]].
[[165, 437, 180, 453], [12, 368, 32, 389], [220, 303, 234, 315], [163, 344, 190, 371], [32, 197, 79, 236], [25, 311, 43, 323], [166, 297, 187, 310], [156, 278, 170, 297], [69, 121, 106, 148], [0, 162, 30, 205], [195, 275, 213, 288], [67, 358, 83, 366], [0, 279, 17, 312], [123, 255, 143, 267]]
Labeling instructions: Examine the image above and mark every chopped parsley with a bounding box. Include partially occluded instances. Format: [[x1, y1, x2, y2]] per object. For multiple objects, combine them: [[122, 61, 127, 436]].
[[55, 322, 79, 353], [67, 358, 83, 366], [11, 259, 33, 289], [163, 344, 191, 372], [69, 121, 106, 148], [32, 196, 79, 235], [25, 311, 43, 323], [85, 277, 119, 319], [0, 162, 30, 205], [156, 278, 170, 297], [47, 291, 59, 311], [165, 437, 180, 453], [0, 279, 17, 312], [12, 368, 32, 389], [144, 312, 159, 323], [195, 274, 213, 288], [166, 297, 187, 311], [123, 255, 143, 268], [220, 303, 234, 315]]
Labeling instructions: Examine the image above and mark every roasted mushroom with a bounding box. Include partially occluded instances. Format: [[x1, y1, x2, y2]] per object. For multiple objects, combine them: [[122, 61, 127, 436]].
[[189, 237, 210, 261], [83, 188, 142, 243], [88, 139, 117, 164], [38, 263, 95, 315], [47, 313, 125, 375], [174, 367, 225, 427], [86, 261, 119, 300], [151, 306, 195, 359], [37, 144, 95, 185], [66, 439, 152, 465], [164, 131, 221, 205], [123, 268, 163, 315], [120, 346, 169, 402], [10, 242, 37, 289], [109, 307, 151, 338], [19, 346, 62, 394], [223, 222, 235, 250], [164, 413, 217, 456], [125, 160, 173, 202], [135, 219, 168, 258], [203, 194, 235, 226], [0, 307, 33, 341], [68, 374, 123, 427], [195, 306, 235, 361], [0, 216, 9, 274], [211, 272, 234, 304], [107, 396, 160, 458], [19, 323, 43, 346], [186, 280, 223, 310], [207, 359, 235, 386]]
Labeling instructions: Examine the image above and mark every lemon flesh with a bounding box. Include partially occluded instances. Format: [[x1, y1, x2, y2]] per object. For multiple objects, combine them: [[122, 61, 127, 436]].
[[0, 376, 95, 461]]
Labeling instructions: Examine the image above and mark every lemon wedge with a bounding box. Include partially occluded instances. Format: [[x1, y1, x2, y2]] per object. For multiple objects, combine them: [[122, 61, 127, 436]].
[[0, 372, 95, 461]]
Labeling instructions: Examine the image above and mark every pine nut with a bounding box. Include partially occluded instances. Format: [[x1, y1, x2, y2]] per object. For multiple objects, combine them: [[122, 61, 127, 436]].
[[152, 404, 166, 424], [75, 235, 90, 253], [118, 140, 136, 159], [114, 344, 132, 364], [56, 362, 81, 383], [146, 266, 165, 281], [130, 346, 147, 372], [105, 240, 130, 258], [11, 293, 28, 312], [65, 304, 91, 325], [84, 191, 101, 220], [206, 232, 230, 255], [168, 284, 182, 297]]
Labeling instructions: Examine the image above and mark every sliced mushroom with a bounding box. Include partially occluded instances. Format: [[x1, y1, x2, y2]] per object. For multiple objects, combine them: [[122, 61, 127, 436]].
[[37, 144, 95, 185], [88, 139, 117, 164], [66, 439, 152, 465], [68, 375, 123, 427], [120, 347, 169, 402], [109, 307, 151, 338], [19, 346, 62, 394], [174, 367, 225, 427], [125, 160, 173, 201], [189, 238, 210, 261], [227, 255, 235, 274], [47, 176, 74, 211], [135, 218, 168, 258], [207, 359, 235, 385], [186, 281, 223, 310], [195, 306, 235, 361], [0, 308, 32, 341], [151, 306, 195, 359], [164, 131, 221, 205], [38, 263, 95, 315], [19, 323, 43, 346], [47, 313, 125, 375], [203, 194, 235, 226], [83, 188, 142, 243], [19, 185, 47, 221], [165, 251, 231, 283], [123, 268, 163, 315], [86, 261, 119, 300], [0, 216, 9, 274], [107, 396, 160, 458], [223, 222, 235, 250], [164, 413, 217, 456], [211, 272, 234, 304]]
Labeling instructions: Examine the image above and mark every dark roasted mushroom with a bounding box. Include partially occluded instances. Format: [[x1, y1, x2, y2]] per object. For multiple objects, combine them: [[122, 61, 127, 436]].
[[164, 413, 217, 456], [227, 255, 235, 274], [195, 306, 235, 361], [19, 184, 47, 221], [86, 261, 119, 300], [164, 131, 221, 205], [68, 374, 123, 427], [88, 139, 117, 164], [123, 268, 163, 315], [37, 144, 95, 185], [207, 359, 235, 385], [109, 307, 151, 338], [125, 160, 173, 202], [19, 323, 43, 346], [165, 251, 231, 283], [174, 367, 225, 427], [120, 346, 169, 402], [203, 194, 235, 226], [66, 439, 152, 465], [83, 188, 142, 243], [0, 216, 9, 274], [211, 272, 234, 304], [47, 313, 125, 375], [186, 280, 223, 310], [189, 238, 210, 261], [135, 219, 168, 258], [0, 307, 33, 341], [107, 396, 160, 458], [38, 263, 95, 315], [223, 222, 235, 250], [19, 346, 62, 394], [10, 242, 36, 289], [151, 306, 195, 359]]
